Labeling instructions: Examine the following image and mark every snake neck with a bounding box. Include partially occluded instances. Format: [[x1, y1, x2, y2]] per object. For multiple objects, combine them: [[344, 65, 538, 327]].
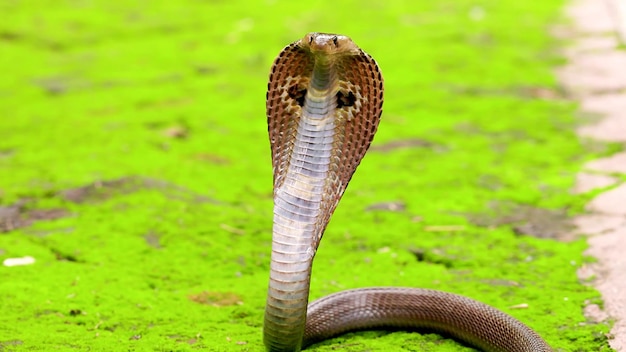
[[305, 56, 339, 117], [264, 55, 339, 352], [309, 55, 335, 89]]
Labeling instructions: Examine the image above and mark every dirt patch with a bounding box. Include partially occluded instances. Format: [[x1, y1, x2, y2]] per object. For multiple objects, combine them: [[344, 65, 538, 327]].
[[0, 201, 68, 233], [60, 176, 217, 204], [1, 176, 219, 233], [461, 200, 573, 239], [370, 138, 440, 153], [187, 291, 243, 307], [559, 0, 626, 349]]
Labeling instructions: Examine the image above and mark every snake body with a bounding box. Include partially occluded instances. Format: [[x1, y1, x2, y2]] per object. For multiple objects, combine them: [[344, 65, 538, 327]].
[[264, 32, 551, 352]]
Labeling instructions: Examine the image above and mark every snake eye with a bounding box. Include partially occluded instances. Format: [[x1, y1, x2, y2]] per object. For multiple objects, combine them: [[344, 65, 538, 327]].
[[332, 36, 338, 46], [309, 35, 314, 44]]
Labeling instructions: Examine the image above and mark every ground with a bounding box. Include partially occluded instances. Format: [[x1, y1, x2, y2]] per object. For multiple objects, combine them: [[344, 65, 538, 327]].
[[0, 1, 620, 351], [560, 0, 626, 350]]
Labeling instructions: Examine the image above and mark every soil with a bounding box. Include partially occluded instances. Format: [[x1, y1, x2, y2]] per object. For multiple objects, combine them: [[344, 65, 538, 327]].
[[559, 0, 626, 350]]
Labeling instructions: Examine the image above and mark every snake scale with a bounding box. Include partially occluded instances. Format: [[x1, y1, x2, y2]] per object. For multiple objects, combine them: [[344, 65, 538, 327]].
[[263, 32, 552, 352]]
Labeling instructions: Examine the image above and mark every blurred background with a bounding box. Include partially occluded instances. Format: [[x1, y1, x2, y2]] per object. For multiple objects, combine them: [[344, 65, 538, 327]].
[[0, 0, 612, 351]]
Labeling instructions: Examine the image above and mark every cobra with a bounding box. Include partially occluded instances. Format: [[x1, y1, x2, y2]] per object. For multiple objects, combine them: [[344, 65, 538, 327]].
[[263, 32, 551, 352]]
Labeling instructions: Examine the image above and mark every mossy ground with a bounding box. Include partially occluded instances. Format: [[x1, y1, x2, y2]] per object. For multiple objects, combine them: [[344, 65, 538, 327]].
[[0, 1, 616, 351]]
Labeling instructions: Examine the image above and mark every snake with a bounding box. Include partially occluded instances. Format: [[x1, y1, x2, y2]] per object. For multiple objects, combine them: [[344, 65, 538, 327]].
[[263, 32, 552, 352]]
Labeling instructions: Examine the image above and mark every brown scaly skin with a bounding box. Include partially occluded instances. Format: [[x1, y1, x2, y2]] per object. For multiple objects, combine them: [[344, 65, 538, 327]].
[[264, 32, 551, 352]]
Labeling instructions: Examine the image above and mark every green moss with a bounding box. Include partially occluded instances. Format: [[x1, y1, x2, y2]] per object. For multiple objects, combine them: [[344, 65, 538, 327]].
[[0, 0, 613, 351]]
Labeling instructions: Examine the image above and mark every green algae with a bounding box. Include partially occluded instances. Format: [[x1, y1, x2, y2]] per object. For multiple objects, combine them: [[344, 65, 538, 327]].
[[0, 0, 614, 351]]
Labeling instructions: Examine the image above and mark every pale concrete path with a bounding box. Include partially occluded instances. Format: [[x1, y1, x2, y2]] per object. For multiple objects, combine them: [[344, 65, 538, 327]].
[[558, 0, 626, 350]]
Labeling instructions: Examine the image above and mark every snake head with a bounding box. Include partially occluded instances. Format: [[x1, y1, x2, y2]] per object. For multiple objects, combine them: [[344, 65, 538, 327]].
[[301, 32, 360, 56]]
